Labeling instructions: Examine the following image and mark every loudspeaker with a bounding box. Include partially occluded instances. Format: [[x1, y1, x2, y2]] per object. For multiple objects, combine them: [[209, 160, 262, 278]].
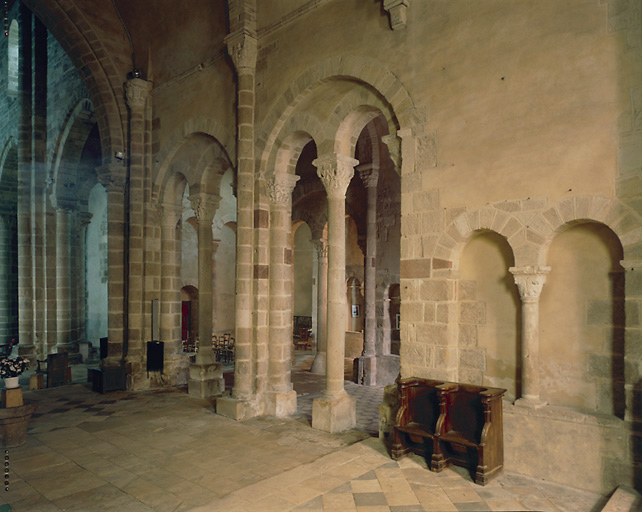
[[147, 341, 164, 374]]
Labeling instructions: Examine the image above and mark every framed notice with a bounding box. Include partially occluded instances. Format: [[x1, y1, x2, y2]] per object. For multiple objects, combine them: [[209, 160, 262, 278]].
[[351, 305, 360, 318]]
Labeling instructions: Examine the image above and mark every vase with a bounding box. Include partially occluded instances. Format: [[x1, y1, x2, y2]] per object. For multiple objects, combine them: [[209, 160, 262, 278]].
[[3, 377, 20, 389]]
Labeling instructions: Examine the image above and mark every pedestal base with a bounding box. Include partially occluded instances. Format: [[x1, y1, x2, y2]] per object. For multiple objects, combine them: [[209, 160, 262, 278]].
[[216, 395, 260, 420], [0, 401, 36, 448], [312, 392, 356, 433], [188, 361, 224, 398], [264, 389, 297, 417]]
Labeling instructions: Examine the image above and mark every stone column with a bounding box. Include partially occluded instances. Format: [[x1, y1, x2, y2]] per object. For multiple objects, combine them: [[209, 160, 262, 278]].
[[310, 239, 328, 374], [0, 216, 12, 350], [312, 153, 358, 432], [124, 77, 152, 383], [188, 193, 224, 397], [17, 3, 34, 359], [54, 206, 73, 353], [217, 24, 259, 420], [74, 212, 92, 342], [357, 164, 379, 386], [510, 265, 550, 406], [265, 173, 299, 416], [96, 166, 127, 368], [160, 204, 189, 386]]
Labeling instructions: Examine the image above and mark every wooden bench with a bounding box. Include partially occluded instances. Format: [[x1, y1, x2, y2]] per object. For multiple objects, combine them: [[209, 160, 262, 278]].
[[392, 378, 506, 486]]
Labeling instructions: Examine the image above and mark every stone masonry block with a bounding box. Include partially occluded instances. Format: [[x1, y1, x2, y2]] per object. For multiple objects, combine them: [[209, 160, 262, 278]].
[[513, 243, 541, 265], [400, 342, 425, 367], [421, 324, 450, 346], [459, 369, 483, 386], [420, 280, 454, 301], [466, 210, 480, 231], [479, 207, 496, 230], [558, 198, 576, 223], [400, 258, 431, 279], [589, 197, 612, 222], [626, 272, 642, 297], [446, 207, 466, 226], [626, 300, 640, 327], [620, 227, 642, 247], [526, 229, 546, 246], [575, 196, 591, 220], [402, 213, 420, 236], [491, 210, 510, 233], [495, 200, 520, 213], [453, 214, 471, 239], [460, 302, 486, 324], [542, 207, 563, 231], [587, 300, 613, 325], [459, 324, 478, 347], [434, 347, 456, 367], [402, 302, 424, 323], [625, 329, 642, 361], [460, 349, 486, 371], [436, 303, 457, 324], [459, 280, 477, 301], [424, 303, 436, 323], [422, 210, 443, 233], [520, 196, 548, 212], [588, 353, 612, 379], [502, 217, 522, 239], [422, 235, 439, 256]]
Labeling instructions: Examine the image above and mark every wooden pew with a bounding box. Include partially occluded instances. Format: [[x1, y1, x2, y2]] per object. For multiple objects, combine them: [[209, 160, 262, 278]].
[[391, 378, 506, 486]]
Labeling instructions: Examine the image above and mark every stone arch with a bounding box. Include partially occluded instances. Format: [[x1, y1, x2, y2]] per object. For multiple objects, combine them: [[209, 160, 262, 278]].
[[267, 115, 324, 178], [22, 0, 126, 166], [256, 54, 419, 175], [153, 118, 236, 197], [50, 99, 97, 209]]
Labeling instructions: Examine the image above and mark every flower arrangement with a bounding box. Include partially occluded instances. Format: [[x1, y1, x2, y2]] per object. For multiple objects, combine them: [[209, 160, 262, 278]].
[[0, 356, 30, 378]]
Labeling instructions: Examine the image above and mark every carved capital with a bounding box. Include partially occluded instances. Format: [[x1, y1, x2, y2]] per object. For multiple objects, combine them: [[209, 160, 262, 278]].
[[357, 163, 379, 189], [510, 266, 551, 303], [159, 204, 182, 228], [266, 173, 299, 205], [383, 0, 410, 30], [382, 133, 401, 173], [189, 193, 220, 224], [311, 239, 328, 260], [78, 211, 93, 228], [125, 78, 152, 110], [225, 29, 258, 72], [313, 153, 358, 199]]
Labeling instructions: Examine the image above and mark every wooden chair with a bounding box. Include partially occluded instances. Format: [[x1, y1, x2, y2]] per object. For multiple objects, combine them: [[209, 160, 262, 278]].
[[46, 352, 69, 388]]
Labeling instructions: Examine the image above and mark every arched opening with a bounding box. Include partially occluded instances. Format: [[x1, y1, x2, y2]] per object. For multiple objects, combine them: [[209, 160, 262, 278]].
[[541, 222, 624, 416], [459, 231, 520, 400]]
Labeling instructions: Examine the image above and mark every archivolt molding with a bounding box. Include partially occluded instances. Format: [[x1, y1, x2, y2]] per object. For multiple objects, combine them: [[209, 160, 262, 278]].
[[256, 55, 418, 175], [267, 112, 325, 177], [153, 117, 236, 193], [154, 121, 235, 208], [434, 195, 642, 269]]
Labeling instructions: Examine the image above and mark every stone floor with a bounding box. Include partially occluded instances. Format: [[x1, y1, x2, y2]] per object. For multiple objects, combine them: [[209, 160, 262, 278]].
[[1, 351, 610, 511]]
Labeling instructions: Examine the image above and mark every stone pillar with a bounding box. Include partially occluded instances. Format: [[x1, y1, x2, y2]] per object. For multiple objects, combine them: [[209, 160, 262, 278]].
[[310, 239, 328, 374], [357, 164, 379, 386], [17, 3, 34, 359], [0, 216, 12, 350], [265, 173, 299, 416], [75, 212, 92, 342], [217, 23, 259, 420], [96, 166, 127, 368], [311, 153, 358, 433], [188, 193, 224, 397], [160, 204, 189, 386], [510, 265, 550, 406], [54, 206, 73, 353], [124, 77, 152, 383]]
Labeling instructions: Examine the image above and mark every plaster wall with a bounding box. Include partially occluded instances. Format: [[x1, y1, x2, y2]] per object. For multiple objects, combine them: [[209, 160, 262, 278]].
[[85, 184, 108, 345]]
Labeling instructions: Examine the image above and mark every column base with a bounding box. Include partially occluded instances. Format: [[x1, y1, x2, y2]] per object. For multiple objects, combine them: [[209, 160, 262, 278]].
[[18, 345, 36, 359], [356, 355, 376, 386], [264, 389, 297, 417], [312, 392, 356, 433], [216, 395, 260, 420], [188, 361, 225, 398], [309, 351, 326, 374]]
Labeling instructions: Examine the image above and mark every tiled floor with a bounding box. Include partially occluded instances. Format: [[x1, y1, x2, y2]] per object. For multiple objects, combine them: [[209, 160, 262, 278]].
[[2, 353, 606, 512]]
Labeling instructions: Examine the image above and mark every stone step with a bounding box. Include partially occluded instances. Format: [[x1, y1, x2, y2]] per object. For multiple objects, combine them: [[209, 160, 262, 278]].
[[601, 487, 641, 512]]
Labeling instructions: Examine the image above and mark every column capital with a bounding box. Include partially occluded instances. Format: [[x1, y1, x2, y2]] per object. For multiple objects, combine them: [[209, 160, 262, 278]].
[[125, 77, 152, 110], [189, 193, 220, 224], [313, 153, 358, 199], [225, 29, 258, 72], [510, 266, 551, 303], [357, 163, 379, 188], [266, 173, 299, 205], [78, 211, 93, 227], [159, 204, 182, 228], [311, 238, 328, 259], [620, 260, 642, 271]]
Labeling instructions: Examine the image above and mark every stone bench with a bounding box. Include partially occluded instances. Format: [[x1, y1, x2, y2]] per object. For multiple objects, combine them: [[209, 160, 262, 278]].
[[391, 377, 506, 485]]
